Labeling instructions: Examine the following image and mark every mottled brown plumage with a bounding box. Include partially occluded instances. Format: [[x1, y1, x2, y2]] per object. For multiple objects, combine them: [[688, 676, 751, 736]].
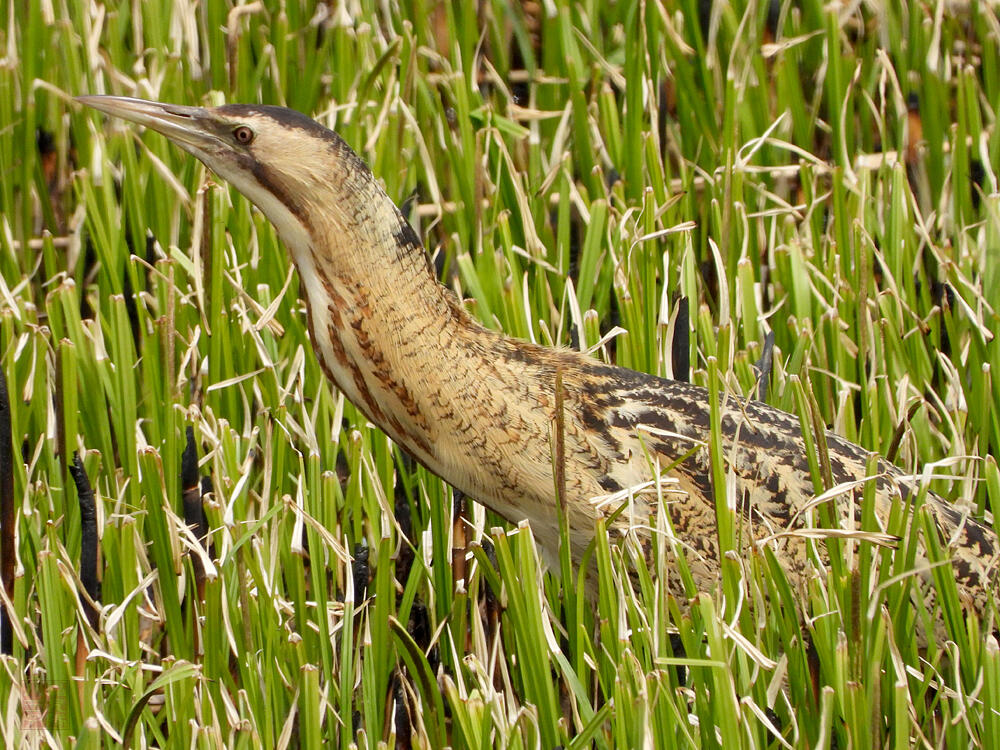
[[78, 96, 998, 632]]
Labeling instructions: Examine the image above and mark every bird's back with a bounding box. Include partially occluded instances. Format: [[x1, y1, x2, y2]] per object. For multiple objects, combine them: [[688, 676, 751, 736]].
[[505, 347, 998, 627]]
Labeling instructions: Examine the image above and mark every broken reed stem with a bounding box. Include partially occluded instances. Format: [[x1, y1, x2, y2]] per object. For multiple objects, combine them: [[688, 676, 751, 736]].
[[554, 366, 566, 512]]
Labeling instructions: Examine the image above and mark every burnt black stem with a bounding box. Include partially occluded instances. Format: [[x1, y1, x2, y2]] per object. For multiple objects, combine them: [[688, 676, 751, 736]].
[[181, 426, 209, 597], [70, 452, 101, 629]]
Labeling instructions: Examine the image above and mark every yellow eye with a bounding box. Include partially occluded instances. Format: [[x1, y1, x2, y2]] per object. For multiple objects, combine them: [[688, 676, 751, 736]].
[[233, 126, 254, 145]]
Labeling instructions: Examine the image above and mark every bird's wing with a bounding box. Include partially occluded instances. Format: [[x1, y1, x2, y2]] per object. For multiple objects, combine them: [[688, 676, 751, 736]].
[[567, 360, 998, 617]]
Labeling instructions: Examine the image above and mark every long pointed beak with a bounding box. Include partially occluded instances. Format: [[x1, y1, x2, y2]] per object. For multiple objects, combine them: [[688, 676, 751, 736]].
[[76, 95, 220, 155]]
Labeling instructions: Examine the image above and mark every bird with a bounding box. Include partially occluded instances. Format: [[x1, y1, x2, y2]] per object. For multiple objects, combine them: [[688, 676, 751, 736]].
[[76, 95, 997, 631]]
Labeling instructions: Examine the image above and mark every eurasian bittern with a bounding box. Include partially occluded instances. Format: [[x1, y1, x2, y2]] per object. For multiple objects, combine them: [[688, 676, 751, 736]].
[[77, 96, 998, 629]]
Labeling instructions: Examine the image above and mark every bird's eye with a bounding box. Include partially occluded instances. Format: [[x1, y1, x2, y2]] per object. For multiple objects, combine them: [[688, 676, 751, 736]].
[[233, 126, 255, 145]]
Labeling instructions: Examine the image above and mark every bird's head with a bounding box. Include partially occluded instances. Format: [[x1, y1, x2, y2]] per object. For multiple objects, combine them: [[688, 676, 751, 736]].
[[77, 96, 376, 256]]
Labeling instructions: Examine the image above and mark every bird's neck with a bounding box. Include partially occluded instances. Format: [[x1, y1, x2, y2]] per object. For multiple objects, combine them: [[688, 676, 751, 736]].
[[281, 179, 489, 459], [270, 172, 616, 549]]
